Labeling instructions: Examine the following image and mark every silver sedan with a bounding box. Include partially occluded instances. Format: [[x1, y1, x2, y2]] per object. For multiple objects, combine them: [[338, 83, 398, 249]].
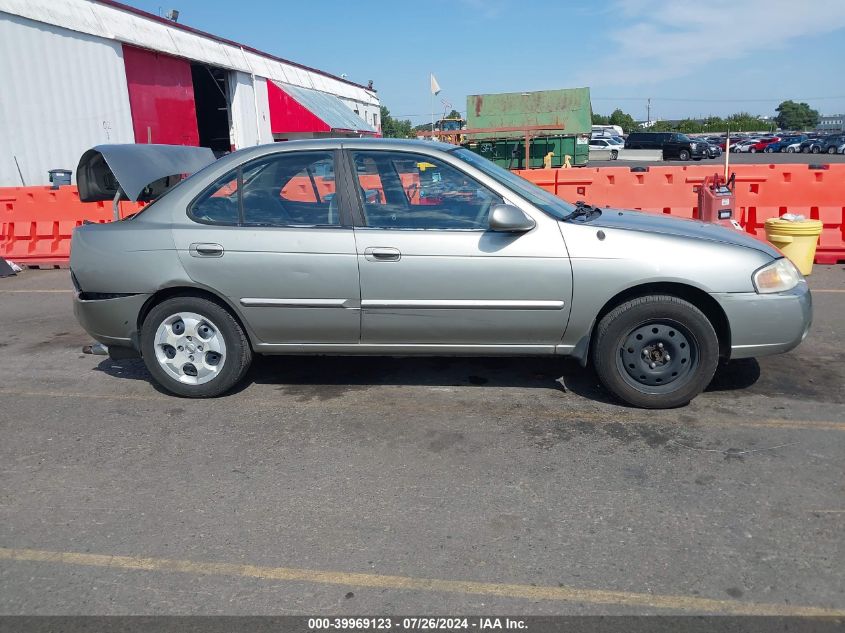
[[71, 138, 811, 408]]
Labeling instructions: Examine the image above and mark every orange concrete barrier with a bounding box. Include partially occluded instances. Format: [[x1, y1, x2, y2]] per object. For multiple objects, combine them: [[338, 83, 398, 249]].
[[0, 186, 143, 267], [516, 164, 845, 264]]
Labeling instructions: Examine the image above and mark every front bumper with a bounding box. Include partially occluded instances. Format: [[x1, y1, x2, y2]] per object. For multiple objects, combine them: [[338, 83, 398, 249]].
[[711, 281, 812, 359], [73, 292, 151, 350]]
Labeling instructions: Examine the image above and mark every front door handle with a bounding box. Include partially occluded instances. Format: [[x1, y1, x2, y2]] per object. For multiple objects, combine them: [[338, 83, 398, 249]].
[[189, 243, 224, 258], [364, 247, 401, 262]]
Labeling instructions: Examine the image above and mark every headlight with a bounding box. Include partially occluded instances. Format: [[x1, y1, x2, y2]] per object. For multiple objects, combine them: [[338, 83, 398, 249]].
[[752, 258, 802, 294], [690, 142, 697, 148]]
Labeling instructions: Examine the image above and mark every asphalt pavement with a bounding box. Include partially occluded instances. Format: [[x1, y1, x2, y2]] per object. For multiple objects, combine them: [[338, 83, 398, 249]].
[[0, 267, 843, 615]]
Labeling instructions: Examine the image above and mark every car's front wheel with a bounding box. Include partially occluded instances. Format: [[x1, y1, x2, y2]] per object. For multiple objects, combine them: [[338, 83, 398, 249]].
[[591, 295, 719, 409], [678, 149, 690, 160], [610, 149, 618, 160], [140, 296, 252, 397]]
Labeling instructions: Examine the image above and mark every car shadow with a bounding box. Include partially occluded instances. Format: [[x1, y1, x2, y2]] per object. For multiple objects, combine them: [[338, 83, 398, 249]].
[[93, 354, 761, 403]]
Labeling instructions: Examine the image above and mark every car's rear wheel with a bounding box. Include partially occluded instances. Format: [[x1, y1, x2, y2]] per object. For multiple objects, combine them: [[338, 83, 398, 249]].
[[750, 147, 757, 153], [140, 296, 252, 397], [786, 147, 795, 153], [828, 146, 836, 154], [591, 295, 719, 409], [812, 146, 820, 154], [765, 146, 773, 153], [802, 147, 809, 153], [678, 149, 690, 161]]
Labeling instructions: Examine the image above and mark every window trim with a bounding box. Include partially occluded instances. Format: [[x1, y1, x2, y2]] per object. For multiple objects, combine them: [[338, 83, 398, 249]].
[[345, 148, 503, 232], [186, 150, 350, 229]]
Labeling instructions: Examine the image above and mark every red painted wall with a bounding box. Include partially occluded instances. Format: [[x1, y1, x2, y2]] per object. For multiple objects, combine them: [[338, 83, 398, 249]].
[[122, 45, 200, 145], [267, 81, 331, 134]]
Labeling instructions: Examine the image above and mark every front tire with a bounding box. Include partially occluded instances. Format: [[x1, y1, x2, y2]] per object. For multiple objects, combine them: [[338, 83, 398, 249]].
[[591, 295, 719, 409], [611, 149, 618, 160], [679, 149, 691, 161], [828, 146, 836, 154], [140, 296, 252, 397]]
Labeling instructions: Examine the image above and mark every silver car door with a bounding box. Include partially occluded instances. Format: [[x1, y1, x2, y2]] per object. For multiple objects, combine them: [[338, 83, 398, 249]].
[[172, 150, 360, 345], [346, 149, 571, 352]]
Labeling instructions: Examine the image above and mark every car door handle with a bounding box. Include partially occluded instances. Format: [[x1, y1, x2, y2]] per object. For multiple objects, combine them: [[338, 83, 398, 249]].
[[364, 247, 401, 262], [189, 243, 224, 257]]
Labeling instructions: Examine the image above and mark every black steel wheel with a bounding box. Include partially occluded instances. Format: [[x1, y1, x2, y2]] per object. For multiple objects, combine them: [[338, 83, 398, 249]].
[[591, 295, 719, 408]]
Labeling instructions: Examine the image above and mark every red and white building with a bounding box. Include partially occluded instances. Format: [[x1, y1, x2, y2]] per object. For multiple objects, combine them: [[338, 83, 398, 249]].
[[0, 0, 380, 186]]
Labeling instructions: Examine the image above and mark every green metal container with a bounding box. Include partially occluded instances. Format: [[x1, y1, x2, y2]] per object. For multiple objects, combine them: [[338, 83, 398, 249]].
[[463, 135, 589, 169], [461, 87, 591, 168]]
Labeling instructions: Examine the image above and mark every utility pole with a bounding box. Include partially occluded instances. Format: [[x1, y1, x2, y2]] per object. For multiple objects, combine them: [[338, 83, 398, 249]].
[[647, 97, 652, 125]]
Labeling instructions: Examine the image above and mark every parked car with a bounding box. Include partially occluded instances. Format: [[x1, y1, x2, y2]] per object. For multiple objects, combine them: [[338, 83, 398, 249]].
[[765, 135, 808, 153], [800, 138, 825, 153], [71, 139, 811, 409], [820, 135, 845, 154], [624, 132, 707, 160], [731, 139, 759, 153], [589, 138, 619, 159], [704, 142, 722, 159], [750, 137, 781, 153]]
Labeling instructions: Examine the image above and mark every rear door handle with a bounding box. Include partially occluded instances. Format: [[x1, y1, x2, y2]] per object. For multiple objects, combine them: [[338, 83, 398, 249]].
[[189, 243, 224, 257], [364, 247, 401, 262]]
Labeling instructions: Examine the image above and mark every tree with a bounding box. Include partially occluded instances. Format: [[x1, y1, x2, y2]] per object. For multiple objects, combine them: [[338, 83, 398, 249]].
[[775, 100, 819, 131], [608, 108, 637, 133], [592, 112, 610, 125], [445, 109, 462, 120], [379, 105, 414, 138]]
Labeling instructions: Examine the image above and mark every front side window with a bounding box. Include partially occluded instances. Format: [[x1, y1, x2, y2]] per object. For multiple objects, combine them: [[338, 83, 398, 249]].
[[351, 151, 501, 230]]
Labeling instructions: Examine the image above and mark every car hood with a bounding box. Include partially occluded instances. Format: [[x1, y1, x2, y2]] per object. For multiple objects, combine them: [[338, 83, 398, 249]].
[[585, 209, 780, 257]]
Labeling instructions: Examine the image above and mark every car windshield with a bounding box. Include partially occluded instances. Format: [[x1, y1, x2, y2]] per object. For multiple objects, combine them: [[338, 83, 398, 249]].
[[677, 134, 691, 141], [450, 147, 576, 220]]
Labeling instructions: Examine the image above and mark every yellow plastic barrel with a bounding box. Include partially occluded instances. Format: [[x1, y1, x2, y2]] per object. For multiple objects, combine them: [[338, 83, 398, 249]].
[[764, 217, 823, 275]]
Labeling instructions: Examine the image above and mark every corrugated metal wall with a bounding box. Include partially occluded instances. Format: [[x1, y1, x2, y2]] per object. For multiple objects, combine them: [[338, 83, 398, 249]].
[[0, 0, 380, 111], [228, 71, 273, 149], [0, 12, 134, 186]]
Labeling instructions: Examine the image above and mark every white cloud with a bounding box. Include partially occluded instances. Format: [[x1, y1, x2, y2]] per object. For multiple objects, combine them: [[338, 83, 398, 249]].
[[579, 0, 845, 86]]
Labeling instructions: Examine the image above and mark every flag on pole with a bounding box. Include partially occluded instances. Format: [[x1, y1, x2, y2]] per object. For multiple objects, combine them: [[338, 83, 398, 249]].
[[430, 73, 441, 96]]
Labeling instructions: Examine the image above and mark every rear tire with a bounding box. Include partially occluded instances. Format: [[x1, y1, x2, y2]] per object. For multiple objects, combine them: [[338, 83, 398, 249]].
[[828, 146, 836, 154], [786, 147, 795, 153], [591, 295, 719, 409], [140, 296, 252, 398], [812, 146, 820, 154]]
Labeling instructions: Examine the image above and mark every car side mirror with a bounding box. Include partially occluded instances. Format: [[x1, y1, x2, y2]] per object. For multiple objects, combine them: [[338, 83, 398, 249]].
[[488, 204, 536, 232]]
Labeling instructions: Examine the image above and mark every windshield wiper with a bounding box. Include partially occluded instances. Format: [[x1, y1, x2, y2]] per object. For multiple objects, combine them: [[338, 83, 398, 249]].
[[567, 200, 602, 221]]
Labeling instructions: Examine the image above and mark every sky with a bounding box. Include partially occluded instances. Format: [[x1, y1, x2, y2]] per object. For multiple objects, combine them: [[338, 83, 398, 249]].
[[131, 0, 845, 124]]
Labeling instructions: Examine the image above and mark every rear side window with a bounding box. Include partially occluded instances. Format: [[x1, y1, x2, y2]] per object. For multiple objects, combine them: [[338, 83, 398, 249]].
[[188, 152, 339, 227], [190, 170, 240, 225]]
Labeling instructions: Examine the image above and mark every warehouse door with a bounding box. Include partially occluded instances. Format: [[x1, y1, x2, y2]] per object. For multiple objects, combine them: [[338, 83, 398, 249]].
[[190, 64, 233, 154], [122, 45, 200, 146]]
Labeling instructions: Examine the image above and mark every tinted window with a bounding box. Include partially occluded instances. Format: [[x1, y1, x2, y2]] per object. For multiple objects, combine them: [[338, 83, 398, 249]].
[[352, 151, 502, 230]]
